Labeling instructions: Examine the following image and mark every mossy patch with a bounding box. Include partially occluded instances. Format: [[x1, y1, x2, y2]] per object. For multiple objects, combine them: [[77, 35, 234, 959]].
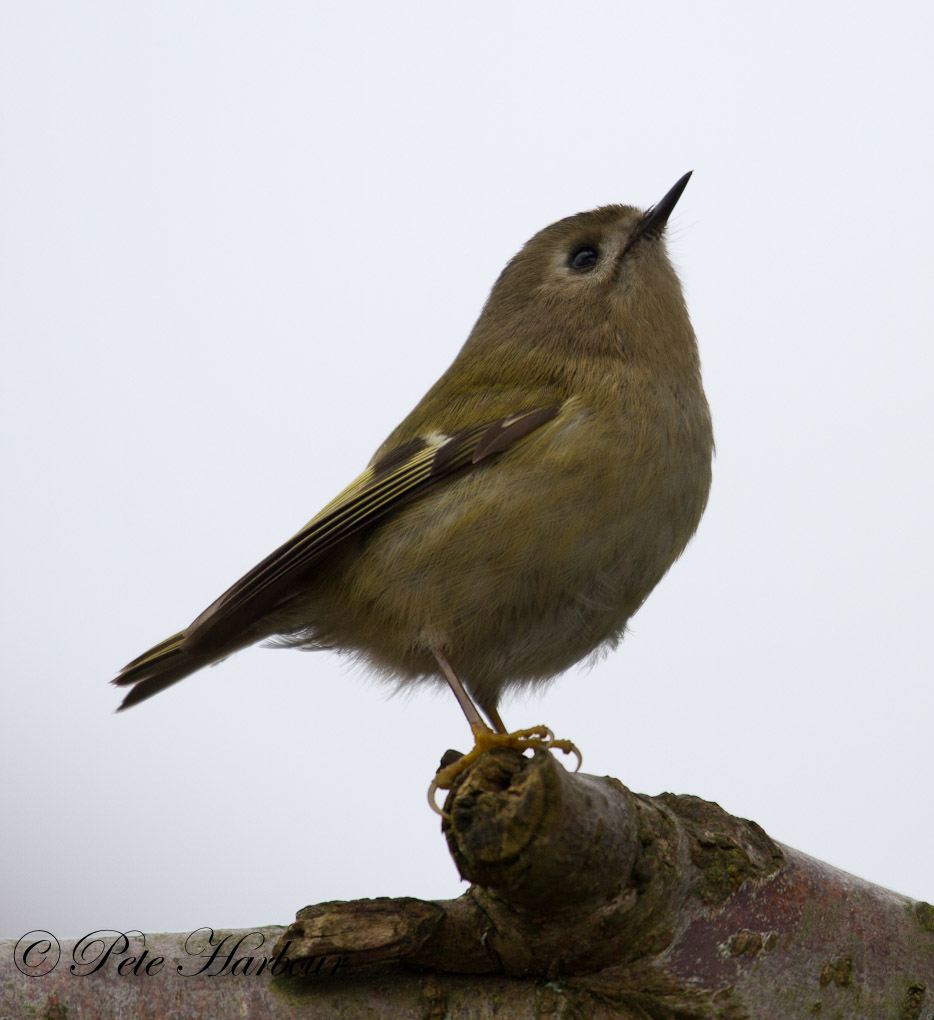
[[913, 901, 934, 933], [658, 794, 784, 907]]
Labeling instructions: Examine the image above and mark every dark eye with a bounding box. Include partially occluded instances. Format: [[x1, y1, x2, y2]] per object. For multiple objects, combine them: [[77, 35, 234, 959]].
[[569, 246, 599, 271]]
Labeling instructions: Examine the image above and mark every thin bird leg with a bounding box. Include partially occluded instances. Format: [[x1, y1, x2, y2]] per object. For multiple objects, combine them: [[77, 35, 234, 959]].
[[484, 704, 509, 735], [428, 648, 583, 815], [433, 647, 487, 730]]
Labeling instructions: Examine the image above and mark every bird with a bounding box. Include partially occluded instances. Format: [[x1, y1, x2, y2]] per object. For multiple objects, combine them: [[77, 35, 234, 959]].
[[113, 172, 713, 809]]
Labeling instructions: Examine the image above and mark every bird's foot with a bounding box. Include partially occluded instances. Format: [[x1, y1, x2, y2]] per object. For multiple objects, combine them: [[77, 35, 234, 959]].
[[428, 723, 582, 815]]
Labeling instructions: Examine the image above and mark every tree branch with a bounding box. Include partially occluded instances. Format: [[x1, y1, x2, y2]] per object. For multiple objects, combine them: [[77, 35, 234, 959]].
[[3, 749, 932, 1019], [278, 749, 934, 1017]]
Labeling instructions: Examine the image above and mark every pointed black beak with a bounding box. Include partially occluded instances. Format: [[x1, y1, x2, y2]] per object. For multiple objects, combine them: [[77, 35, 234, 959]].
[[633, 171, 692, 242]]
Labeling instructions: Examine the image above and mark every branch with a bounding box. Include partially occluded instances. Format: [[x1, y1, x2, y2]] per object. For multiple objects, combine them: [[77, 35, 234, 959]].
[[278, 749, 934, 1017], [3, 749, 932, 1019]]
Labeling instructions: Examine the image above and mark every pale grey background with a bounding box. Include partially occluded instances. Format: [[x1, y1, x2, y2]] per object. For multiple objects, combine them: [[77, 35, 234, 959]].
[[2, 1, 931, 940]]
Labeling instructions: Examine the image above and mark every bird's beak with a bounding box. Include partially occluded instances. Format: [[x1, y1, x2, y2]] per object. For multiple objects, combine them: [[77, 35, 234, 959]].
[[634, 171, 693, 241]]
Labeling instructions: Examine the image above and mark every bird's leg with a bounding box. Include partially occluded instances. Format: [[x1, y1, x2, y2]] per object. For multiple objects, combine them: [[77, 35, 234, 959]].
[[433, 646, 487, 731], [428, 648, 582, 815], [483, 703, 509, 734]]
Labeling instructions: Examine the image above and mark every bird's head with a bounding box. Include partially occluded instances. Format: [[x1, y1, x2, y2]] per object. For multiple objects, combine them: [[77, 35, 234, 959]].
[[472, 173, 697, 376]]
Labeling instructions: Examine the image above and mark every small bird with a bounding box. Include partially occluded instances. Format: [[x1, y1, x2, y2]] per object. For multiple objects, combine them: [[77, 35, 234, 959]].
[[113, 173, 713, 805]]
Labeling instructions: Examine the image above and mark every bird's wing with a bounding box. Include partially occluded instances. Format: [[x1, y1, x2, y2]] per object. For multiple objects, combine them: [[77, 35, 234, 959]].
[[181, 405, 560, 650]]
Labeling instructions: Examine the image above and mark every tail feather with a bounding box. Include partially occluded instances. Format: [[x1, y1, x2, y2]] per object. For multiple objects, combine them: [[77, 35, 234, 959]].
[[112, 631, 209, 710]]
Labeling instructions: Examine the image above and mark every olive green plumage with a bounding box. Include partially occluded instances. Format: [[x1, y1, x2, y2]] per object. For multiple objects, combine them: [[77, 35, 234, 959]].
[[113, 175, 713, 719]]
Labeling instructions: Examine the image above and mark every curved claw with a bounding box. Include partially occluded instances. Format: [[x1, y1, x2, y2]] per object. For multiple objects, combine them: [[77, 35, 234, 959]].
[[427, 777, 449, 818], [547, 738, 583, 773], [427, 725, 583, 815]]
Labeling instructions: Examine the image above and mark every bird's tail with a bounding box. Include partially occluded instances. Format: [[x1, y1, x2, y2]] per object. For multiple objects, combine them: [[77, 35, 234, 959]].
[[111, 631, 211, 710]]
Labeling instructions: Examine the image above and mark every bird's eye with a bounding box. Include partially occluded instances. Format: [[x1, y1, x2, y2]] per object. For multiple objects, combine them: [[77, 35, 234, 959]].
[[569, 246, 599, 271]]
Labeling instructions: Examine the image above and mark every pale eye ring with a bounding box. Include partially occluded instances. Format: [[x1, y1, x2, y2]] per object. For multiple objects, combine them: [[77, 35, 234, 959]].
[[569, 246, 599, 271]]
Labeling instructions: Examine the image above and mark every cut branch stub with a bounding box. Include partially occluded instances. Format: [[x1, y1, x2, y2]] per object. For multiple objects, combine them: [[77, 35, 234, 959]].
[[277, 749, 786, 979], [442, 747, 640, 912], [276, 898, 444, 968]]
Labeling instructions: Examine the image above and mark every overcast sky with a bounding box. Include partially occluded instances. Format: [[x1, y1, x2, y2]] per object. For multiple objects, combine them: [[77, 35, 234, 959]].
[[2, 1, 932, 942]]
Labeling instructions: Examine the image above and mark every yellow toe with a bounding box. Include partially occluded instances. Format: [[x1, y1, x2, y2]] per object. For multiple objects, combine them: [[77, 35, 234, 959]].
[[428, 723, 582, 815]]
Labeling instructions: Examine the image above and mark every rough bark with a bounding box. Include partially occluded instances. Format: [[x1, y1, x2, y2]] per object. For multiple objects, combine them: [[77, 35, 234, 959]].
[[3, 749, 932, 1019]]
